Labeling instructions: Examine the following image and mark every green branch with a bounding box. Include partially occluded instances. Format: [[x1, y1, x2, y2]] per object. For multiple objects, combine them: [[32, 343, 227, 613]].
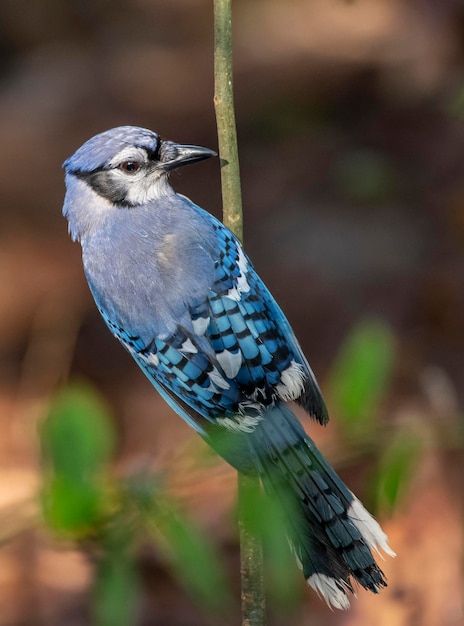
[[214, 0, 243, 241], [213, 2, 266, 625]]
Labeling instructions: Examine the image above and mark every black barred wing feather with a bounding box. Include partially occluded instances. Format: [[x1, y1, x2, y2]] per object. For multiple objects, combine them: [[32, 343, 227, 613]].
[[103, 219, 327, 434], [203, 222, 328, 424]]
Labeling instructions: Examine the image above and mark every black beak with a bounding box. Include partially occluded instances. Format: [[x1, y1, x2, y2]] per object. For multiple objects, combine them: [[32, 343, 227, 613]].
[[159, 140, 217, 172]]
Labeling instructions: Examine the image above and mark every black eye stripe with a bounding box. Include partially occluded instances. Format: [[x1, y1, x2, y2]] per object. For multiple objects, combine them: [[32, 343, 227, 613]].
[[145, 138, 161, 162]]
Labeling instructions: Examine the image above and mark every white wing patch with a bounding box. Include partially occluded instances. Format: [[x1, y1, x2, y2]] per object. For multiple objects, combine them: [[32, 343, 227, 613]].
[[180, 338, 198, 354], [227, 248, 251, 301], [216, 349, 242, 379], [347, 496, 396, 559], [192, 316, 210, 336], [276, 360, 306, 401], [207, 366, 230, 391], [307, 574, 352, 611], [140, 352, 160, 367], [216, 413, 262, 434]]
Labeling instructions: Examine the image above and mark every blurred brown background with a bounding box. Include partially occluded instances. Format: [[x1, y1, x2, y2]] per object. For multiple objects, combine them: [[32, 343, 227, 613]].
[[0, 0, 463, 624]]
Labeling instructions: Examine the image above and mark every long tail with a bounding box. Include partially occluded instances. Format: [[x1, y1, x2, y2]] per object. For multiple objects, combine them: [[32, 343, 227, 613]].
[[210, 404, 395, 610]]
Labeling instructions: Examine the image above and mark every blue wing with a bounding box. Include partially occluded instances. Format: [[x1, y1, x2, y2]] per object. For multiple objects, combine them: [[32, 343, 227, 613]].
[[99, 217, 327, 435]]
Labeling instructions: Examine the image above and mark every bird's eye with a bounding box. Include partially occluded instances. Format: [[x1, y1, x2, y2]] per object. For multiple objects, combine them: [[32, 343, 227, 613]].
[[120, 160, 141, 174]]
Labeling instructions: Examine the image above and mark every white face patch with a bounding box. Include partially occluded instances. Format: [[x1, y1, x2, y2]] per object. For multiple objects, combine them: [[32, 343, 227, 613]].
[[347, 496, 396, 559], [107, 145, 172, 205], [216, 349, 242, 379], [124, 173, 171, 205], [307, 574, 352, 611], [216, 412, 262, 434], [276, 360, 306, 402], [226, 247, 251, 301]]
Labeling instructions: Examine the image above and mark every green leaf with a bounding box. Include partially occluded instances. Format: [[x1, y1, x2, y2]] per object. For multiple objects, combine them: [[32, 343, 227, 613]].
[[164, 513, 229, 609], [93, 529, 138, 626], [40, 382, 116, 533], [329, 319, 395, 436], [142, 492, 231, 611], [42, 475, 103, 532], [372, 430, 422, 514], [41, 382, 115, 479]]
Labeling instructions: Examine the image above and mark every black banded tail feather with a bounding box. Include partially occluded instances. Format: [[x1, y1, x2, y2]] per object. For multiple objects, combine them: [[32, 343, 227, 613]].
[[245, 404, 394, 609]]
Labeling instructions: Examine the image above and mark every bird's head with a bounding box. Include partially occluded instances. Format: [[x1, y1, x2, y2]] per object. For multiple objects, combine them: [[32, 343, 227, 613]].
[[63, 126, 216, 208]]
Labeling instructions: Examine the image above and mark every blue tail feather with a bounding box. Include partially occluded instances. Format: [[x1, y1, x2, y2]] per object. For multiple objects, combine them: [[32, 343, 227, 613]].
[[206, 404, 391, 608]]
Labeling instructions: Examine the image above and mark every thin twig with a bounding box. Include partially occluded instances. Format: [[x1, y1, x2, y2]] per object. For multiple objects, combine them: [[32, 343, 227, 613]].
[[213, 0, 243, 241], [237, 472, 266, 626], [213, 2, 266, 625]]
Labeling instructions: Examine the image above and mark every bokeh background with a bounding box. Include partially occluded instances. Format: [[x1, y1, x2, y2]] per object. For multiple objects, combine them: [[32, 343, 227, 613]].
[[0, 1, 463, 624]]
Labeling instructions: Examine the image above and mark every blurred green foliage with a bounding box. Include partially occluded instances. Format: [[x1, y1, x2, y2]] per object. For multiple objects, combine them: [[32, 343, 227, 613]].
[[328, 317, 423, 514], [41, 383, 115, 534], [371, 430, 423, 514], [40, 382, 231, 625], [93, 525, 138, 626], [328, 318, 395, 439], [35, 317, 436, 622], [135, 482, 231, 611]]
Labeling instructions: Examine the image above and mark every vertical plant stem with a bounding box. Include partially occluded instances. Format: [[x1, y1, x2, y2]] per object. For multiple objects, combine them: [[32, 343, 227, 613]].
[[213, 2, 266, 625], [237, 472, 266, 626], [213, 0, 243, 241]]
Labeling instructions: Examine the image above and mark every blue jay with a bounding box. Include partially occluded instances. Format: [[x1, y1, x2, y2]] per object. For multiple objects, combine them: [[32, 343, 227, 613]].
[[62, 126, 394, 609]]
